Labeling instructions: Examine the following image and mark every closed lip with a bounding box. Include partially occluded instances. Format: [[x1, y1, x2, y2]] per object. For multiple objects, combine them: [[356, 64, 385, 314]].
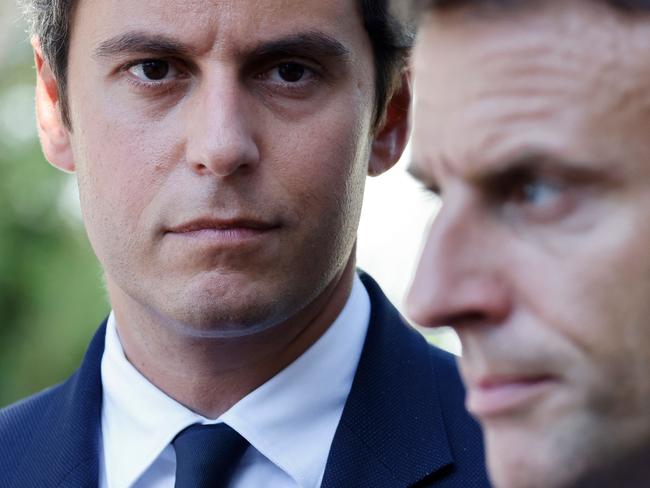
[[466, 373, 558, 419], [166, 217, 281, 234]]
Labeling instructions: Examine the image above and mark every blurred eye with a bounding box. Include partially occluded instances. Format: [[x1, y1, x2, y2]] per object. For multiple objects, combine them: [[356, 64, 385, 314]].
[[513, 179, 562, 207], [128, 60, 179, 82], [501, 175, 574, 223]]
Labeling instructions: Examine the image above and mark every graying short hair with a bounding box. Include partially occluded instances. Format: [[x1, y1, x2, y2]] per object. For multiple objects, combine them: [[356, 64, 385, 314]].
[[20, 0, 75, 127]]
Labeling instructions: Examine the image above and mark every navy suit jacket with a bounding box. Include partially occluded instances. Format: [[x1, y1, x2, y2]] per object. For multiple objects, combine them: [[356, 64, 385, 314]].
[[0, 273, 490, 487]]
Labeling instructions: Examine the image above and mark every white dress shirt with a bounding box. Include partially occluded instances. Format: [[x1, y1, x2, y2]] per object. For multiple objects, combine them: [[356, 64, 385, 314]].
[[99, 275, 371, 488]]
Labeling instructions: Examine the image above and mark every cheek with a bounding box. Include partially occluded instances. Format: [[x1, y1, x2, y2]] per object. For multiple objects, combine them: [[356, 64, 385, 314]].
[[72, 105, 179, 249], [266, 98, 372, 219], [71, 74, 174, 191], [587, 230, 650, 407], [509, 205, 650, 404]]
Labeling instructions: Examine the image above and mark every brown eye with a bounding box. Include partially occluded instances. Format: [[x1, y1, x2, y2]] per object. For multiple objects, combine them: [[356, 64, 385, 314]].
[[277, 63, 306, 82], [128, 59, 178, 83], [140, 60, 170, 80]]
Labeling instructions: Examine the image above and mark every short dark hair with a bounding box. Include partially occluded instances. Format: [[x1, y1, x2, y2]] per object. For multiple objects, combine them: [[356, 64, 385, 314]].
[[410, 0, 650, 15], [20, 0, 413, 131]]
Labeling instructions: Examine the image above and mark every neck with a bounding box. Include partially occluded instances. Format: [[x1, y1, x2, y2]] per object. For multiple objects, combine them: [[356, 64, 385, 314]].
[[109, 256, 357, 418]]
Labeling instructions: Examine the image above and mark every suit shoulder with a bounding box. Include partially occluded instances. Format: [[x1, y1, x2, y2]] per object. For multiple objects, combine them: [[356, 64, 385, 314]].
[[423, 341, 468, 406], [0, 381, 69, 462], [426, 341, 459, 368], [426, 343, 463, 385], [1, 381, 65, 421], [0, 322, 106, 444], [0, 381, 68, 430]]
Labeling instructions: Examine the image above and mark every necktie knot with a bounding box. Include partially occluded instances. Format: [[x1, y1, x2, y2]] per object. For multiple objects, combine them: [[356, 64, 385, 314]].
[[173, 423, 249, 488]]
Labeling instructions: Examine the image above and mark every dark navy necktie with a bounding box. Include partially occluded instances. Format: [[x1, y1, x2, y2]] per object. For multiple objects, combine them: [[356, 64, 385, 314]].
[[172, 423, 250, 488]]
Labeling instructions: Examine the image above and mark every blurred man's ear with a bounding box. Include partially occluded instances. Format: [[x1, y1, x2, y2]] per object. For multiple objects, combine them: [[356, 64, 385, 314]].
[[33, 39, 75, 173], [368, 70, 412, 177]]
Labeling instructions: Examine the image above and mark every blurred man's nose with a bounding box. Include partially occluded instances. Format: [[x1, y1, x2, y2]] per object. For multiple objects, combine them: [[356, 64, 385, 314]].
[[184, 71, 260, 177], [406, 198, 512, 330]]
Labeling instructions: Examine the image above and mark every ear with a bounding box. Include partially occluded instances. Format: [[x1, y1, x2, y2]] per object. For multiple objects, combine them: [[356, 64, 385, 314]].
[[368, 70, 412, 177], [33, 39, 76, 173]]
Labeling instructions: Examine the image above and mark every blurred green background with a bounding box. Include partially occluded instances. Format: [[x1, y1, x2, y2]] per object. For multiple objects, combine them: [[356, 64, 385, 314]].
[[0, 1, 108, 406]]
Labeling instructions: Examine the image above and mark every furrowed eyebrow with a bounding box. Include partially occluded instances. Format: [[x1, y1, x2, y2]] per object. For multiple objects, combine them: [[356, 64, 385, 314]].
[[473, 150, 613, 192], [247, 32, 351, 61], [477, 152, 548, 188], [93, 32, 199, 59], [93, 31, 350, 63]]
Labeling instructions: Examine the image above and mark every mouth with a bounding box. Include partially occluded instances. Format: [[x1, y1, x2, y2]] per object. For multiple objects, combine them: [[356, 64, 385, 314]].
[[466, 374, 558, 419], [165, 217, 281, 244]]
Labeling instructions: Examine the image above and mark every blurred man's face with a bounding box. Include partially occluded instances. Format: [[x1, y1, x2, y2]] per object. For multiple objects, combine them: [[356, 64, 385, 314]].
[[56, 0, 390, 337], [407, 2, 650, 487]]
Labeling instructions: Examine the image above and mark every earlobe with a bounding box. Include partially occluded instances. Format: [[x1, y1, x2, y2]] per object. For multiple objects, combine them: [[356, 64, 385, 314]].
[[368, 70, 412, 177], [33, 39, 76, 173]]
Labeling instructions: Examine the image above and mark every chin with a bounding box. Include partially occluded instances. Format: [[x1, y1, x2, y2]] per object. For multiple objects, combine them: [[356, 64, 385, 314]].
[[171, 318, 284, 340], [487, 454, 572, 488], [165, 299, 282, 337], [158, 282, 306, 339], [484, 423, 603, 488]]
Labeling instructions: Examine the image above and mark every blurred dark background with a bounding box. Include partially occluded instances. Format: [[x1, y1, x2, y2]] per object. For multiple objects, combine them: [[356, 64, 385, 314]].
[[0, 0, 108, 406]]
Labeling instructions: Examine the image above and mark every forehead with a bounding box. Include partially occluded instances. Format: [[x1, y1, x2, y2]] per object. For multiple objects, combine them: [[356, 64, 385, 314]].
[[410, 2, 650, 181], [71, 0, 367, 58]]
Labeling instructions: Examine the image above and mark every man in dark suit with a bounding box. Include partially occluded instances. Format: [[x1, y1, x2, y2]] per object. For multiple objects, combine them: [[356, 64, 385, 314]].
[[405, 0, 650, 487], [1, 0, 489, 486]]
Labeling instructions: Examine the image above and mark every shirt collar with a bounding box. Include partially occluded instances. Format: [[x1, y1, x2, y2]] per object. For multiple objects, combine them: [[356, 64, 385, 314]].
[[101, 274, 370, 488], [101, 315, 205, 488]]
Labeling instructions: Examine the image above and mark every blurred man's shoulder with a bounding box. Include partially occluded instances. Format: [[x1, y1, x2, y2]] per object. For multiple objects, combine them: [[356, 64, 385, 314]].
[[427, 343, 462, 382]]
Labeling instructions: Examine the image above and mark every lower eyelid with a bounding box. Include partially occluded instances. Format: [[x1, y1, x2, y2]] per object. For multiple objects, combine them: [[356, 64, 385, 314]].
[[257, 71, 321, 92], [502, 190, 578, 224], [263, 67, 318, 81], [124, 75, 189, 93]]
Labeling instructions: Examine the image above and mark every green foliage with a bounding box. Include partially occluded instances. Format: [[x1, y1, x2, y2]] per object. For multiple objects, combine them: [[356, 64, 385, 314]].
[[0, 7, 108, 406]]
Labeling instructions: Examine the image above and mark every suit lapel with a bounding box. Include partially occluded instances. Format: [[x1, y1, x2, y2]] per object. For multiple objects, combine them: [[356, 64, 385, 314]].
[[11, 322, 106, 488], [321, 273, 454, 488]]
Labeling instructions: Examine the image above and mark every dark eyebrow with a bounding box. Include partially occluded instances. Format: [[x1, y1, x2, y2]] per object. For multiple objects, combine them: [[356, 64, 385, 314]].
[[478, 152, 548, 186], [478, 151, 575, 184], [94, 32, 199, 59], [93, 30, 350, 63], [475, 150, 616, 195], [247, 32, 350, 61]]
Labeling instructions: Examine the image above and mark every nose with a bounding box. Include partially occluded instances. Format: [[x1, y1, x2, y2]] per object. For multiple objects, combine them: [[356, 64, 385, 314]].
[[406, 200, 512, 329], [184, 73, 260, 177]]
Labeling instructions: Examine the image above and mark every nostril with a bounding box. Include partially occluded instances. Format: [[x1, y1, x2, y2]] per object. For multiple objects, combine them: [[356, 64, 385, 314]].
[[406, 280, 512, 329], [193, 162, 208, 173], [409, 309, 491, 329], [443, 311, 497, 329]]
